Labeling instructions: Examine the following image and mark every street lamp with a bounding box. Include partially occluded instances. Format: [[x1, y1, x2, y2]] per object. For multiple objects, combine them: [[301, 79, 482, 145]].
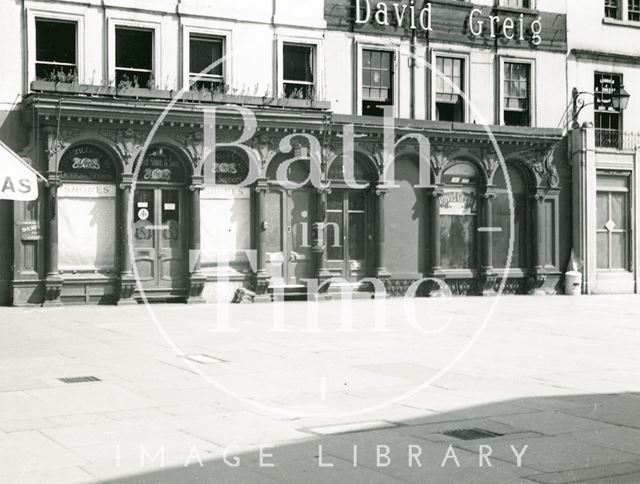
[[571, 85, 631, 128]]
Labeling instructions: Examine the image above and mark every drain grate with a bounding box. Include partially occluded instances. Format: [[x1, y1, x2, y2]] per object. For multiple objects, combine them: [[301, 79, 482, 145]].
[[441, 428, 504, 441], [59, 376, 101, 384]]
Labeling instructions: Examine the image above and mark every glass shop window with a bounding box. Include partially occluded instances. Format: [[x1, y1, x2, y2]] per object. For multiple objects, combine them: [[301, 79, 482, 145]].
[[35, 19, 77, 81], [362, 49, 394, 117], [116, 27, 154, 88], [57, 145, 117, 272], [190, 35, 224, 91], [435, 56, 465, 122], [440, 162, 478, 270], [283, 43, 315, 100], [492, 165, 527, 269]]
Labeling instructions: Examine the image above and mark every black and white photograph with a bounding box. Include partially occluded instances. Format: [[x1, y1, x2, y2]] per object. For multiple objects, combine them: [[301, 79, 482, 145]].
[[1, 0, 640, 482]]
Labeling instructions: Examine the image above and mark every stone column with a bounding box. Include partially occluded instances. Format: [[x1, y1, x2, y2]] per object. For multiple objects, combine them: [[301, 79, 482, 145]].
[[375, 183, 390, 279], [429, 187, 444, 276], [117, 175, 137, 305], [313, 186, 331, 280], [43, 173, 63, 306], [424, 186, 447, 297], [187, 176, 206, 304], [254, 180, 270, 298], [530, 192, 547, 295], [479, 190, 497, 296]]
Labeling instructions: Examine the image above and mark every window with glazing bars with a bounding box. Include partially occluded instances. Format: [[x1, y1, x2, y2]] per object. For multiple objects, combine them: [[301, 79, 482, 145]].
[[503, 62, 530, 127], [501, 0, 531, 8], [605, 0, 620, 18], [629, 0, 640, 20], [594, 73, 623, 148], [435, 56, 465, 122], [362, 49, 394, 116]]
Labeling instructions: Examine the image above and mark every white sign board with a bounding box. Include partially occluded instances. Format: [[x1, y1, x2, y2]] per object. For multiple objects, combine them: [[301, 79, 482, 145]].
[[0, 140, 39, 201], [440, 188, 477, 216]]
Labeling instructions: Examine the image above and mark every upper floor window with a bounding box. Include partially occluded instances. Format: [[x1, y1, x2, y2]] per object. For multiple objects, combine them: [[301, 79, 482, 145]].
[[435, 56, 465, 123], [629, 0, 640, 20], [190, 35, 224, 91], [282, 43, 315, 100], [503, 62, 530, 127], [595, 73, 623, 148], [35, 19, 77, 81], [116, 27, 153, 88], [501, 0, 531, 7], [605, 0, 621, 18], [362, 49, 394, 117], [604, 0, 640, 20]]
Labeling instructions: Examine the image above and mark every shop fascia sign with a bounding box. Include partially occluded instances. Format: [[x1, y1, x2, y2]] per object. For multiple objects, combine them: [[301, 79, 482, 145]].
[[355, 1, 543, 46], [0, 140, 44, 202]]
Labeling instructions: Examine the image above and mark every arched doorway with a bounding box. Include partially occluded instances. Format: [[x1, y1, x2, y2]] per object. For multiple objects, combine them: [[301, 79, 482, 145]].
[[326, 154, 377, 280], [132, 146, 189, 296]]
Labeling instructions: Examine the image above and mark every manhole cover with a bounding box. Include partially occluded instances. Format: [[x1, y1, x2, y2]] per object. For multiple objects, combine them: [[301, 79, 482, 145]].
[[441, 428, 504, 441]]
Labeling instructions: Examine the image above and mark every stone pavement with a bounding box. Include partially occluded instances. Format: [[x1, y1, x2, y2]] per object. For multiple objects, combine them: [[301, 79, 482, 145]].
[[0, 295, 640, 483]]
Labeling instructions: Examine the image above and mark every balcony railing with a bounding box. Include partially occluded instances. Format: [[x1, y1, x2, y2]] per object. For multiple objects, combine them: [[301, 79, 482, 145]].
[[595, 129, 640, 151]]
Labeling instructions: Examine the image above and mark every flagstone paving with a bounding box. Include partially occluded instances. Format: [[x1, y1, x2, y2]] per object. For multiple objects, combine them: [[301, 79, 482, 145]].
[[0, 295, 639, 483]]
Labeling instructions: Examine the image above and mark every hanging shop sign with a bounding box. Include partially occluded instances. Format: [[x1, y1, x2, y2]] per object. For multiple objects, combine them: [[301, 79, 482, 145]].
[[0, 140, 39, 201], [440, 189, 477, 216], [59, 145, 116, 183]]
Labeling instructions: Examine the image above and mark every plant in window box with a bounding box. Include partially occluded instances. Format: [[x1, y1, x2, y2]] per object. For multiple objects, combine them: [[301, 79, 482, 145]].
[[32, 69, 78, 92]]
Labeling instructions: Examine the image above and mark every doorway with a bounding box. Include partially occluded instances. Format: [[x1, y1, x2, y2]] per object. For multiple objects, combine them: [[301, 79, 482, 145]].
[[133, 187, 188, 293], [326, 188, 372, 280], [264, 188, 315, 285]]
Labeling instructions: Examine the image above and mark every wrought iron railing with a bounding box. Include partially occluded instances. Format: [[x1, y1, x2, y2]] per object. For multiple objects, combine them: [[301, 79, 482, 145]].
[[595, 129, 640, 151]]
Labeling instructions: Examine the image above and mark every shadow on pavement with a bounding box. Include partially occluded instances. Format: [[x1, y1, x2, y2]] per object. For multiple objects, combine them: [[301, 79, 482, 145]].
[[99, 391, 640, 484]]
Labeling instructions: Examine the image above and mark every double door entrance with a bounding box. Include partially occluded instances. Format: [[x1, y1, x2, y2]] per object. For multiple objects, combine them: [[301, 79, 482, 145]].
[[264, 187, 373, 286], [133, 187, 188, 293]]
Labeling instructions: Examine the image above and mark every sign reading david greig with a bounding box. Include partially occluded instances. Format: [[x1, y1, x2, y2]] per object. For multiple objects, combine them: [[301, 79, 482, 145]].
[[355, 0, 544, 46]]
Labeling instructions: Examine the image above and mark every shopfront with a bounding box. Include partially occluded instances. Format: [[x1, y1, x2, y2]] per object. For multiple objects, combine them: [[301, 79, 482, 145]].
[[11, 93, 569, 305]]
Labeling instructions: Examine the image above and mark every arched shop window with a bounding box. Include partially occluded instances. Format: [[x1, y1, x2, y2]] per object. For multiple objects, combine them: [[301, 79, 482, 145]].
[[200, 149, 251, 274], [57, 144, 118, 273], [440, 162, 478, 270], [493, 165, 528, 269]]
